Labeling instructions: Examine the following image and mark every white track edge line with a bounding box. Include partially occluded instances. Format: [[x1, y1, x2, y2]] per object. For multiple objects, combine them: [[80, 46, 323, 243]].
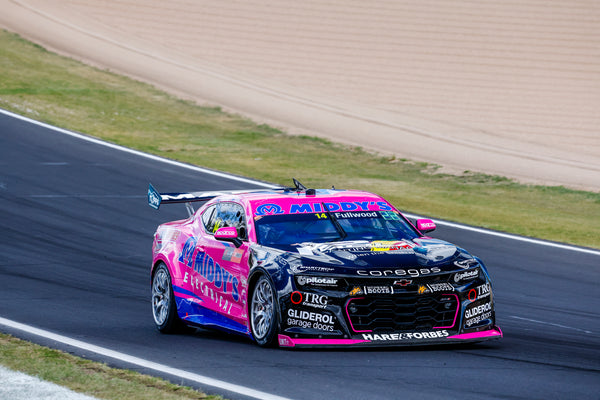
[[0, 108, 277, 189], [0, 317, 293, 400], [403, 213, 600, 256], [2, 108, 598, 256]]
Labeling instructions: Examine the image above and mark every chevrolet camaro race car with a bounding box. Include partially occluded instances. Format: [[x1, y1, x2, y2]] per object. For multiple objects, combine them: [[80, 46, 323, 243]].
[[148, 180, 502, 348]]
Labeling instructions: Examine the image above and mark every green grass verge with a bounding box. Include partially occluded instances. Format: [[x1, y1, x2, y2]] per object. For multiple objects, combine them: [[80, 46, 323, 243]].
[[0, 333, 221, 399], [1, 29, 599, 249]]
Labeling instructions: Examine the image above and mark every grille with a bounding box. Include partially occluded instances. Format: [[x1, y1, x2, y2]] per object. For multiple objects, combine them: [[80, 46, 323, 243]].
[[346, 294, 459, 332]]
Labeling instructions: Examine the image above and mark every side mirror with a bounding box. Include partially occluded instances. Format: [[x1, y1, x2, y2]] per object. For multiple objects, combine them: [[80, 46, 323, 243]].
[[416, 219, 436, 233], [215, 227, 242, 247]]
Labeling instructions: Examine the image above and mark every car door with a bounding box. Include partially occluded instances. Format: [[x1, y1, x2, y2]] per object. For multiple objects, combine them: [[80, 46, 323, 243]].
[[198, 201, 250, 329]]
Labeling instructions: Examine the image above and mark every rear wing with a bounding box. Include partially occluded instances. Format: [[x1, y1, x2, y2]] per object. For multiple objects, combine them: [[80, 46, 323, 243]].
[[147, 183, 256, 210], [148, 178, 314, 215]]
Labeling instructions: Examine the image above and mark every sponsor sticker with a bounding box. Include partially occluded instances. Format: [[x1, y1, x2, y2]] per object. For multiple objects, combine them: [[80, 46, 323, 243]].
[[178, 237, 240, 303], [380, 211, 401, 221], [333, 211, 378, 219], [454, 259, 479, 269], [290, 291, 329, 309], [255, 203, 285, 216], [453, 269, 479, 283], [293, 266, 336, 273], [418, 282, 455, 294], [296, 276, 339, 287], [255, 201, 393, 216], [362, 330, 449, 341], [358, 267, 441, 277], [465, 302, 492, 319], [222, 247, 243, 263], [287, 309, 336, 332], [349, 286, 364, 296], [475, 283, 491, 299], [464, 301, 493, 327], [364, 286, 393, 295], [147, 184, 161, 209], [370, 241, 414, 252]]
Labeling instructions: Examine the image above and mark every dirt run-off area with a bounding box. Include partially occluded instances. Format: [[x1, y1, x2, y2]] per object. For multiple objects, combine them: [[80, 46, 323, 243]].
[[1, 0, 598, 191]]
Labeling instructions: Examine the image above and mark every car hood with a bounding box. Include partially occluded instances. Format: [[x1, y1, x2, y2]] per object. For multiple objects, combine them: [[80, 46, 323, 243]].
[[254, 238, 479, 276]]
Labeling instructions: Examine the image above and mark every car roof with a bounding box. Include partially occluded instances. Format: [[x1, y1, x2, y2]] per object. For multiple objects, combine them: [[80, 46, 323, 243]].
[[219, 188, 382, 202], [209, 189, 393, 216]]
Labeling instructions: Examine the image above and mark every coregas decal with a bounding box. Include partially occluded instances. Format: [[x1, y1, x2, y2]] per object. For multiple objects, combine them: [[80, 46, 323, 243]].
[[358, 267, 441, 277]]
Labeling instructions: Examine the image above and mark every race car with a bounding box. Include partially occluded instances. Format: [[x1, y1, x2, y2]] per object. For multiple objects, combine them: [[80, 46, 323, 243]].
[[148, 179, 502, 348]]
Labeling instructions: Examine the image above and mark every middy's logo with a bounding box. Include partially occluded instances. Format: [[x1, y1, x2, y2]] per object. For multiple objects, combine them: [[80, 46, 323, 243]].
[[255, 203, 284, 216]]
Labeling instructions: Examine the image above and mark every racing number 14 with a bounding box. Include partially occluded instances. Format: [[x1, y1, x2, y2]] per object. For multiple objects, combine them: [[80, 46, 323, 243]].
[[315, 213, 328, 219]]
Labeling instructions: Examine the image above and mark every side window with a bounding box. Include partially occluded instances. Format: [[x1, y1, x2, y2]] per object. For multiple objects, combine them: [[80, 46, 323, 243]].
[[213, 202, 248, 240], [201, 205, 217, 233]]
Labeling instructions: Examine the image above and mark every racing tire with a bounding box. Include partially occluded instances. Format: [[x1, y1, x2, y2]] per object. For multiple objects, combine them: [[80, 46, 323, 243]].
[[250, 275, 279, 347], [151, 263, 187, 333]]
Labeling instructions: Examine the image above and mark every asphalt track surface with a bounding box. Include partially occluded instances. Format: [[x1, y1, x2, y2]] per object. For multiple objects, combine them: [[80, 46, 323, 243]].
[[1, 110, 599, 400]]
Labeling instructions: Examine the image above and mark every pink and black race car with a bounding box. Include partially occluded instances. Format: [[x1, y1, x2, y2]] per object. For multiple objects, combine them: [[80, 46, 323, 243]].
[[148, 179, 502, 348]]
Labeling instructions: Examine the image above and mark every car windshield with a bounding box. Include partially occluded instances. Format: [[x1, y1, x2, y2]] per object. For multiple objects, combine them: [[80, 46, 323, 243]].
[[254, 210, 420, 249]]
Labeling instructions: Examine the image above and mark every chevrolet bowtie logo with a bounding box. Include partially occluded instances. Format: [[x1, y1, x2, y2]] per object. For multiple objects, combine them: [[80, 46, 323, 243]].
[[394, 279, 412, 286]]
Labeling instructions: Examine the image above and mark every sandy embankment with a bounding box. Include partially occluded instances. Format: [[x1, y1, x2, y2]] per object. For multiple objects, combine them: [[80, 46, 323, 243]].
[[0, 0, 598, 191]]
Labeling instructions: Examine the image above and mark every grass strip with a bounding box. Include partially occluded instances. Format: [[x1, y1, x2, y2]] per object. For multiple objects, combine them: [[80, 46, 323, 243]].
[[0, 29, 598, 249], [0, 333, 221, 400]]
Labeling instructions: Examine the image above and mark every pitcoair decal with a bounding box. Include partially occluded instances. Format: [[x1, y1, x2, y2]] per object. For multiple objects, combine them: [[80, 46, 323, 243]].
[[454, 268, 479, 283], [296, 276, 339, 287]]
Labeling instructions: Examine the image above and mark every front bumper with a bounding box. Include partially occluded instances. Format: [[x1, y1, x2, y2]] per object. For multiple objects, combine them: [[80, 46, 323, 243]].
[[278, 325, 502, 348], [279, 271, 500, 348]]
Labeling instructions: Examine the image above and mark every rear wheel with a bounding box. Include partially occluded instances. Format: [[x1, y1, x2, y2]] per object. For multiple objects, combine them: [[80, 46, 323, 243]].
[[250, 275, 279, 347], [152, 263, 185, 333]]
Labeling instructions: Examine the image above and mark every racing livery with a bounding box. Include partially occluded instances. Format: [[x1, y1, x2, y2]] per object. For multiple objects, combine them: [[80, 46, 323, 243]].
[[149, 180, 502, 348]]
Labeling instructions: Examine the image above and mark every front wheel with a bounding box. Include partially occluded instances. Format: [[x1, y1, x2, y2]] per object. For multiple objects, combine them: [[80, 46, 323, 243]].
[[151, 263, 185, 333], [250, 275, 279, 347]]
